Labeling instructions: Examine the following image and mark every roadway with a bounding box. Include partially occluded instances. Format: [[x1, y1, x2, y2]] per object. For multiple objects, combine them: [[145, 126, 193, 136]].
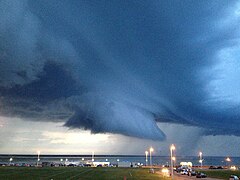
[[172, 172, 221, 180], [156, 169, 221, 180]]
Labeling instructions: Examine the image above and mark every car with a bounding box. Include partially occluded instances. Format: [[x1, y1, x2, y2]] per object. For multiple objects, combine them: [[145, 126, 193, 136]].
[[217, 166, 223, 169], [149, 168, 155, 173], [196, 172, 207, 178], [180, 170, 188, 175], [176, 167, 182, 173], [229, 175, 239, 180], [67, 163, 76, 167], [83, 164, 91, 167], [78, 164, 84, 167], [189, 170, 196, 176], [209, 166, 217, 169]]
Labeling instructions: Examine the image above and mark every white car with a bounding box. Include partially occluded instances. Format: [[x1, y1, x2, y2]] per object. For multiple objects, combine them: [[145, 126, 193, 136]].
[[229, 175, 239, 180], [149, 168, 155, 174], [180, 170, 188, 175]]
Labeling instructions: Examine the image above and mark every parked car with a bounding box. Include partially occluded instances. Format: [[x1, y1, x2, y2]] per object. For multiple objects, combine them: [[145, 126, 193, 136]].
[[176, 167, 182, 173], [209, 166, 217, 169], [189, 170, 196, 176], [180, 169, 188, 175], [196, 172, 207, 178], [229, 175, 239, 180], [149, 168, 155, 174], [83, 164, 91, 167], [78, 164, 84, 167], [217, 166, 223, 169]]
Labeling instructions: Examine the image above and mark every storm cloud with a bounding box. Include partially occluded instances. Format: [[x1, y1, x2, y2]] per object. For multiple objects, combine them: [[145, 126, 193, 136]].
[[0, 0, 240, 140]]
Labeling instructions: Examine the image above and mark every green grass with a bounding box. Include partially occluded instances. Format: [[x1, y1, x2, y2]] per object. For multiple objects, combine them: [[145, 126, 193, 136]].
[[0, 167, 170, 180], [201, 169, 240, 179]]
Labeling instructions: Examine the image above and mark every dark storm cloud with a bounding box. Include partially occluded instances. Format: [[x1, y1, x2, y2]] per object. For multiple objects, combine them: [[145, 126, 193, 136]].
[[0, 0, 240, 139]]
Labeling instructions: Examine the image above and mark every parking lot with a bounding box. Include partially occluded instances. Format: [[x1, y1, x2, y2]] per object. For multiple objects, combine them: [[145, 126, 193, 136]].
[[174, 172, 221, 180]]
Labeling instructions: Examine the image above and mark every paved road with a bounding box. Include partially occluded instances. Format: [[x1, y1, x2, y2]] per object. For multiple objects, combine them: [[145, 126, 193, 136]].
[[157, 170, 222, 180], [174, 172, 221, 180]]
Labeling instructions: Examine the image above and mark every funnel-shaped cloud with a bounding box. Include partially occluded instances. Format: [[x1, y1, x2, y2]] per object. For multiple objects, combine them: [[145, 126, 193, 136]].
[[0, 0, 240, 140]]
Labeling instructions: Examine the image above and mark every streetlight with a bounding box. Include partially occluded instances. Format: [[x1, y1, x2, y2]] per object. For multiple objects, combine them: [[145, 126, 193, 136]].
[[226, 157, 231, 162], [199, 152, 203, 169], [92, 151, 94, 162], [117, 158, 119, 167], [149, 147, 154, 169], [37, 150, 40, 166], [145, 151, 148, 166], [9, 158, 13, 165], [226, 157, 231, 168], [170, 144, 175, 180], [172, 156, 176, 167]]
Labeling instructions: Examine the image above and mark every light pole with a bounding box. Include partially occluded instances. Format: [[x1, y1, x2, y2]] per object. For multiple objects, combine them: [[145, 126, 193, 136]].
[[145, 151, 148, 166], [149, 147, 154, 169], [92, 151, 94, 162], [170, 144, 175, 180], [37, 150, 40, 166], [199, 152, 203, 169], [117, 158, 119, 167], [9, 158, 13, 165], [226, 157, 231, 168], [172, 156, 176, 167]]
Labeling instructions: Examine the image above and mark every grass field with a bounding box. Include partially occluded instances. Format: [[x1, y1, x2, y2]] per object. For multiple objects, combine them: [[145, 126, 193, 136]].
[[0, 167, 170, 180], [201, 169, 240, 179]]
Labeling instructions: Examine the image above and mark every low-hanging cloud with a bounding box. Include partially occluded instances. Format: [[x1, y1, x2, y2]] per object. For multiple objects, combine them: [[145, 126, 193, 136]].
[[0, 0, 240, 140]]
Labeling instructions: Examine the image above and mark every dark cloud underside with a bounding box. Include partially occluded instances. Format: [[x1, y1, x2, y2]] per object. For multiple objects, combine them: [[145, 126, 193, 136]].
[[0, 0, 240, 140]]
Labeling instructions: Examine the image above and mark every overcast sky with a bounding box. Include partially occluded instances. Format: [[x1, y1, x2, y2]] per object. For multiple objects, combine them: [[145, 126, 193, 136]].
[[1, 0, 240, 156]]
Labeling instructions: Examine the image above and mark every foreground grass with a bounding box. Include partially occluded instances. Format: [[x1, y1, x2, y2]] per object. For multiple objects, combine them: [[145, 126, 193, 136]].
[[201, 169, 240, 179], [0, 167, 170, 180]]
